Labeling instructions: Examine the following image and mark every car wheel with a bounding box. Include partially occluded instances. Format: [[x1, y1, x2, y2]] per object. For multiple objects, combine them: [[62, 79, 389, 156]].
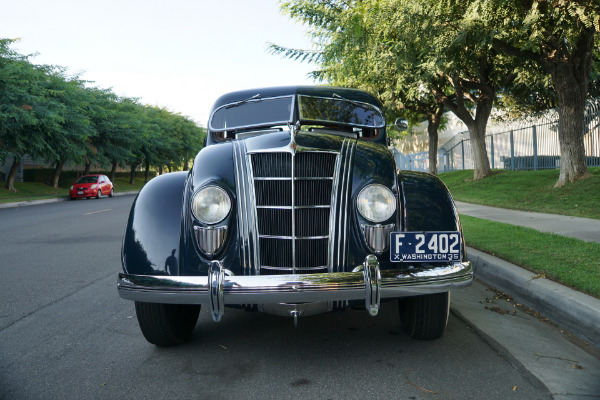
[[134, 302, 200, 346], [399, 292, 450, 340], [96, 190, 102, 199], [109, 188, 114, 197]]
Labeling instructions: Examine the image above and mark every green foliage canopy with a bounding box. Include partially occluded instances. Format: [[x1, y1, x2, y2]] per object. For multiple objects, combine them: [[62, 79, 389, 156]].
[[0, 39, 206, 189]]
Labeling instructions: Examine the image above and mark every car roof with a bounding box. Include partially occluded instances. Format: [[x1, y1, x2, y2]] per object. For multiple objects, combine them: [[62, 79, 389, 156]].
[[209, 86, 383, 116]]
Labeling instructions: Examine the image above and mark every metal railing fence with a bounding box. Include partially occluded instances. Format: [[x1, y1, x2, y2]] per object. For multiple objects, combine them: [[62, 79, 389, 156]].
[[393, 98, 600, 173]]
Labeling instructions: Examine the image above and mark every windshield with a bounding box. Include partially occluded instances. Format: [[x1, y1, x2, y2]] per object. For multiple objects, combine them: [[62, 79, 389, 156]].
[[76, 176, 98, 184], [209, 95, 294, 131], [298, 95, 385, 128]]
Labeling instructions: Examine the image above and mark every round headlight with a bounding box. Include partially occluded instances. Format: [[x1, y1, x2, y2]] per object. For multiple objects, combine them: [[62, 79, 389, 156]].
[[357, 184, 396, 223], [192, 186, 231, 224]]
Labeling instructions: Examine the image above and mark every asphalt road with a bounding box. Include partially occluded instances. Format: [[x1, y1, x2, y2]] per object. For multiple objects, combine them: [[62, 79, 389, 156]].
[[0, 196, 553, 399]]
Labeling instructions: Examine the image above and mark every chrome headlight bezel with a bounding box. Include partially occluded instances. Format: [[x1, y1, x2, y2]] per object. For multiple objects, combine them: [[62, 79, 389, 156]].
[[191, 185, 232, 225], [356, 184, 396, 223]]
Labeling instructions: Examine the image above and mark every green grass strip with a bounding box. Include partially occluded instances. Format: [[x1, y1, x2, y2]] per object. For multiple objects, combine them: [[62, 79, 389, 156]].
[[461, 215, 600, 299], [439, 167, 600, 219]]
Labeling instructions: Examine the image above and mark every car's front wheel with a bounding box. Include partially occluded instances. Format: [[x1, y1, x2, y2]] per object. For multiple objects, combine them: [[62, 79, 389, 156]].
[[134, 302, 201, 346], [96, 190, 102, 199], [399, 292, 450, 340]]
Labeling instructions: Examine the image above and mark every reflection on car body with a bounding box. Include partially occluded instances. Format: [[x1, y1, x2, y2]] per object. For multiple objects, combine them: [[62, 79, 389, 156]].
[[118, 86, 472, 346]]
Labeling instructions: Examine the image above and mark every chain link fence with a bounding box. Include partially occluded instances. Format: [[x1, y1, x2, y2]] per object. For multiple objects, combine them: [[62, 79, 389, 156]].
[[393, 98, 600, 173]]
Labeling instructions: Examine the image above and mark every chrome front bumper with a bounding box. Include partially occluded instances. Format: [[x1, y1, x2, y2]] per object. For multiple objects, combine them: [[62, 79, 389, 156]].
[[118, 255, 472, 322]]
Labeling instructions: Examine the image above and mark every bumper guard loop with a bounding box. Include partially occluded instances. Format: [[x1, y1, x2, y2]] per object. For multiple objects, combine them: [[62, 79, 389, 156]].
[[363, 255, 381, 316], [209, 260, 225, 322]]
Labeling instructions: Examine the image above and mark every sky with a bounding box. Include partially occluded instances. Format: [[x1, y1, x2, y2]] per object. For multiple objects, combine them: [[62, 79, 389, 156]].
[[1, 0, 317, 125]]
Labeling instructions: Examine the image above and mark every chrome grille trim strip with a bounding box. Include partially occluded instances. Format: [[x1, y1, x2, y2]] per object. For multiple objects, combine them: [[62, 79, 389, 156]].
[[328, 139, 356, 273], [328, 144, 344, 272], [261, 266, 327, 271], [259, 235, 329, 240], [233, 140, 259, 275], [253, 177, 333, 181], [256, 205, 330, 209], [290, 149, 296, 273]]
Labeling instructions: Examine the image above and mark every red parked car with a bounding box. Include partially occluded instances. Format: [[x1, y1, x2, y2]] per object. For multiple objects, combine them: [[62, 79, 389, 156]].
[[69, 174, 114, 200]]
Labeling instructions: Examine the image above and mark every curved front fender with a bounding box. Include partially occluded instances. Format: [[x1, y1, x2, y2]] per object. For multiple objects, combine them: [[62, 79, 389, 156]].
[[122, 171, 188, 276]]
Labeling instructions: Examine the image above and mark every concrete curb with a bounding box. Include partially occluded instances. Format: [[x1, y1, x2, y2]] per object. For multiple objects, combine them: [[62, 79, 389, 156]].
[[468, 246, 600, 348], [0, 191, 139, 209]]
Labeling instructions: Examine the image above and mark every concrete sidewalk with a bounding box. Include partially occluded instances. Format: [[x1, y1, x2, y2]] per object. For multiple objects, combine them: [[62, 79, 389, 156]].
[[454, 201, 600, 348], [455, 201, 600, 243]]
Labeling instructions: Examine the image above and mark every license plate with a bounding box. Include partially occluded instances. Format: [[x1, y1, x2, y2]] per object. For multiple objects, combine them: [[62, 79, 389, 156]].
[[77, 191, 83, 195], [390, 232, 461, 262]]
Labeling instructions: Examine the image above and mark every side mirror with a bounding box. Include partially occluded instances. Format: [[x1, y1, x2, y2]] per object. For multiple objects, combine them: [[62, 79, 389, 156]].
[[394, 118, 408, 131]]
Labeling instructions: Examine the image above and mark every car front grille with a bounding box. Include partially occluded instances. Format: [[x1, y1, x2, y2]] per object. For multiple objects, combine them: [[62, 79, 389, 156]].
[[251, 152, 337, 275]]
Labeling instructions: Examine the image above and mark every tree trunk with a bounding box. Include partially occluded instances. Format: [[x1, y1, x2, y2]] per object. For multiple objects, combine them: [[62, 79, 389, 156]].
[[427, 106, 444, 175], [4, 157, 21, 192], [437, 76, 495, 181], [159, 165, 164, 175], [130, 165, 137, 185], [51, 159, 66, 189], [554, 91, 589, 187], [441, 98, 493, 181], [469, 123, 492, 181], [144, 159, 150, 183], [84, 159, 91, 176], [546, 41, 593, 187], [110, 160, 117, 182]]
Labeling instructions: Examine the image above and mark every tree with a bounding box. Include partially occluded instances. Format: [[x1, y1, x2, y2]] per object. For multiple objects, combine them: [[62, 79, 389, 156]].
[[87, 92, 139, 181], [42, 71, 94, 188], [479, 0, 600, 187], [0, 38, 206, 190], [276, 0, 517, 180], [0, 40, 59, 191]]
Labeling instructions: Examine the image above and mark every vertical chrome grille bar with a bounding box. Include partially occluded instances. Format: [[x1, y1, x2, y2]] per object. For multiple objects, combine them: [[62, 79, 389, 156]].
[[328, 141, 345, 273], [233, 140, 259, 275], [291, 151, 296, 273], [342, 142, 356, 268], [246, 153, 260, 275], [328, 139, 356, 273]]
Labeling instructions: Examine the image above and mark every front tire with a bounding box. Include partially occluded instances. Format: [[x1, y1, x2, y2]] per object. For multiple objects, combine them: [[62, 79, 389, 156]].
[[96, 190, 102, 199], [134, 302, 200, 346], [399, 292, 450, 340]]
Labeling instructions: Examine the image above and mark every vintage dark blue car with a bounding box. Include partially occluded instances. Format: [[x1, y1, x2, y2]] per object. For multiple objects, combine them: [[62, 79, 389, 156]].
[[118, 86, 472, 346]]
